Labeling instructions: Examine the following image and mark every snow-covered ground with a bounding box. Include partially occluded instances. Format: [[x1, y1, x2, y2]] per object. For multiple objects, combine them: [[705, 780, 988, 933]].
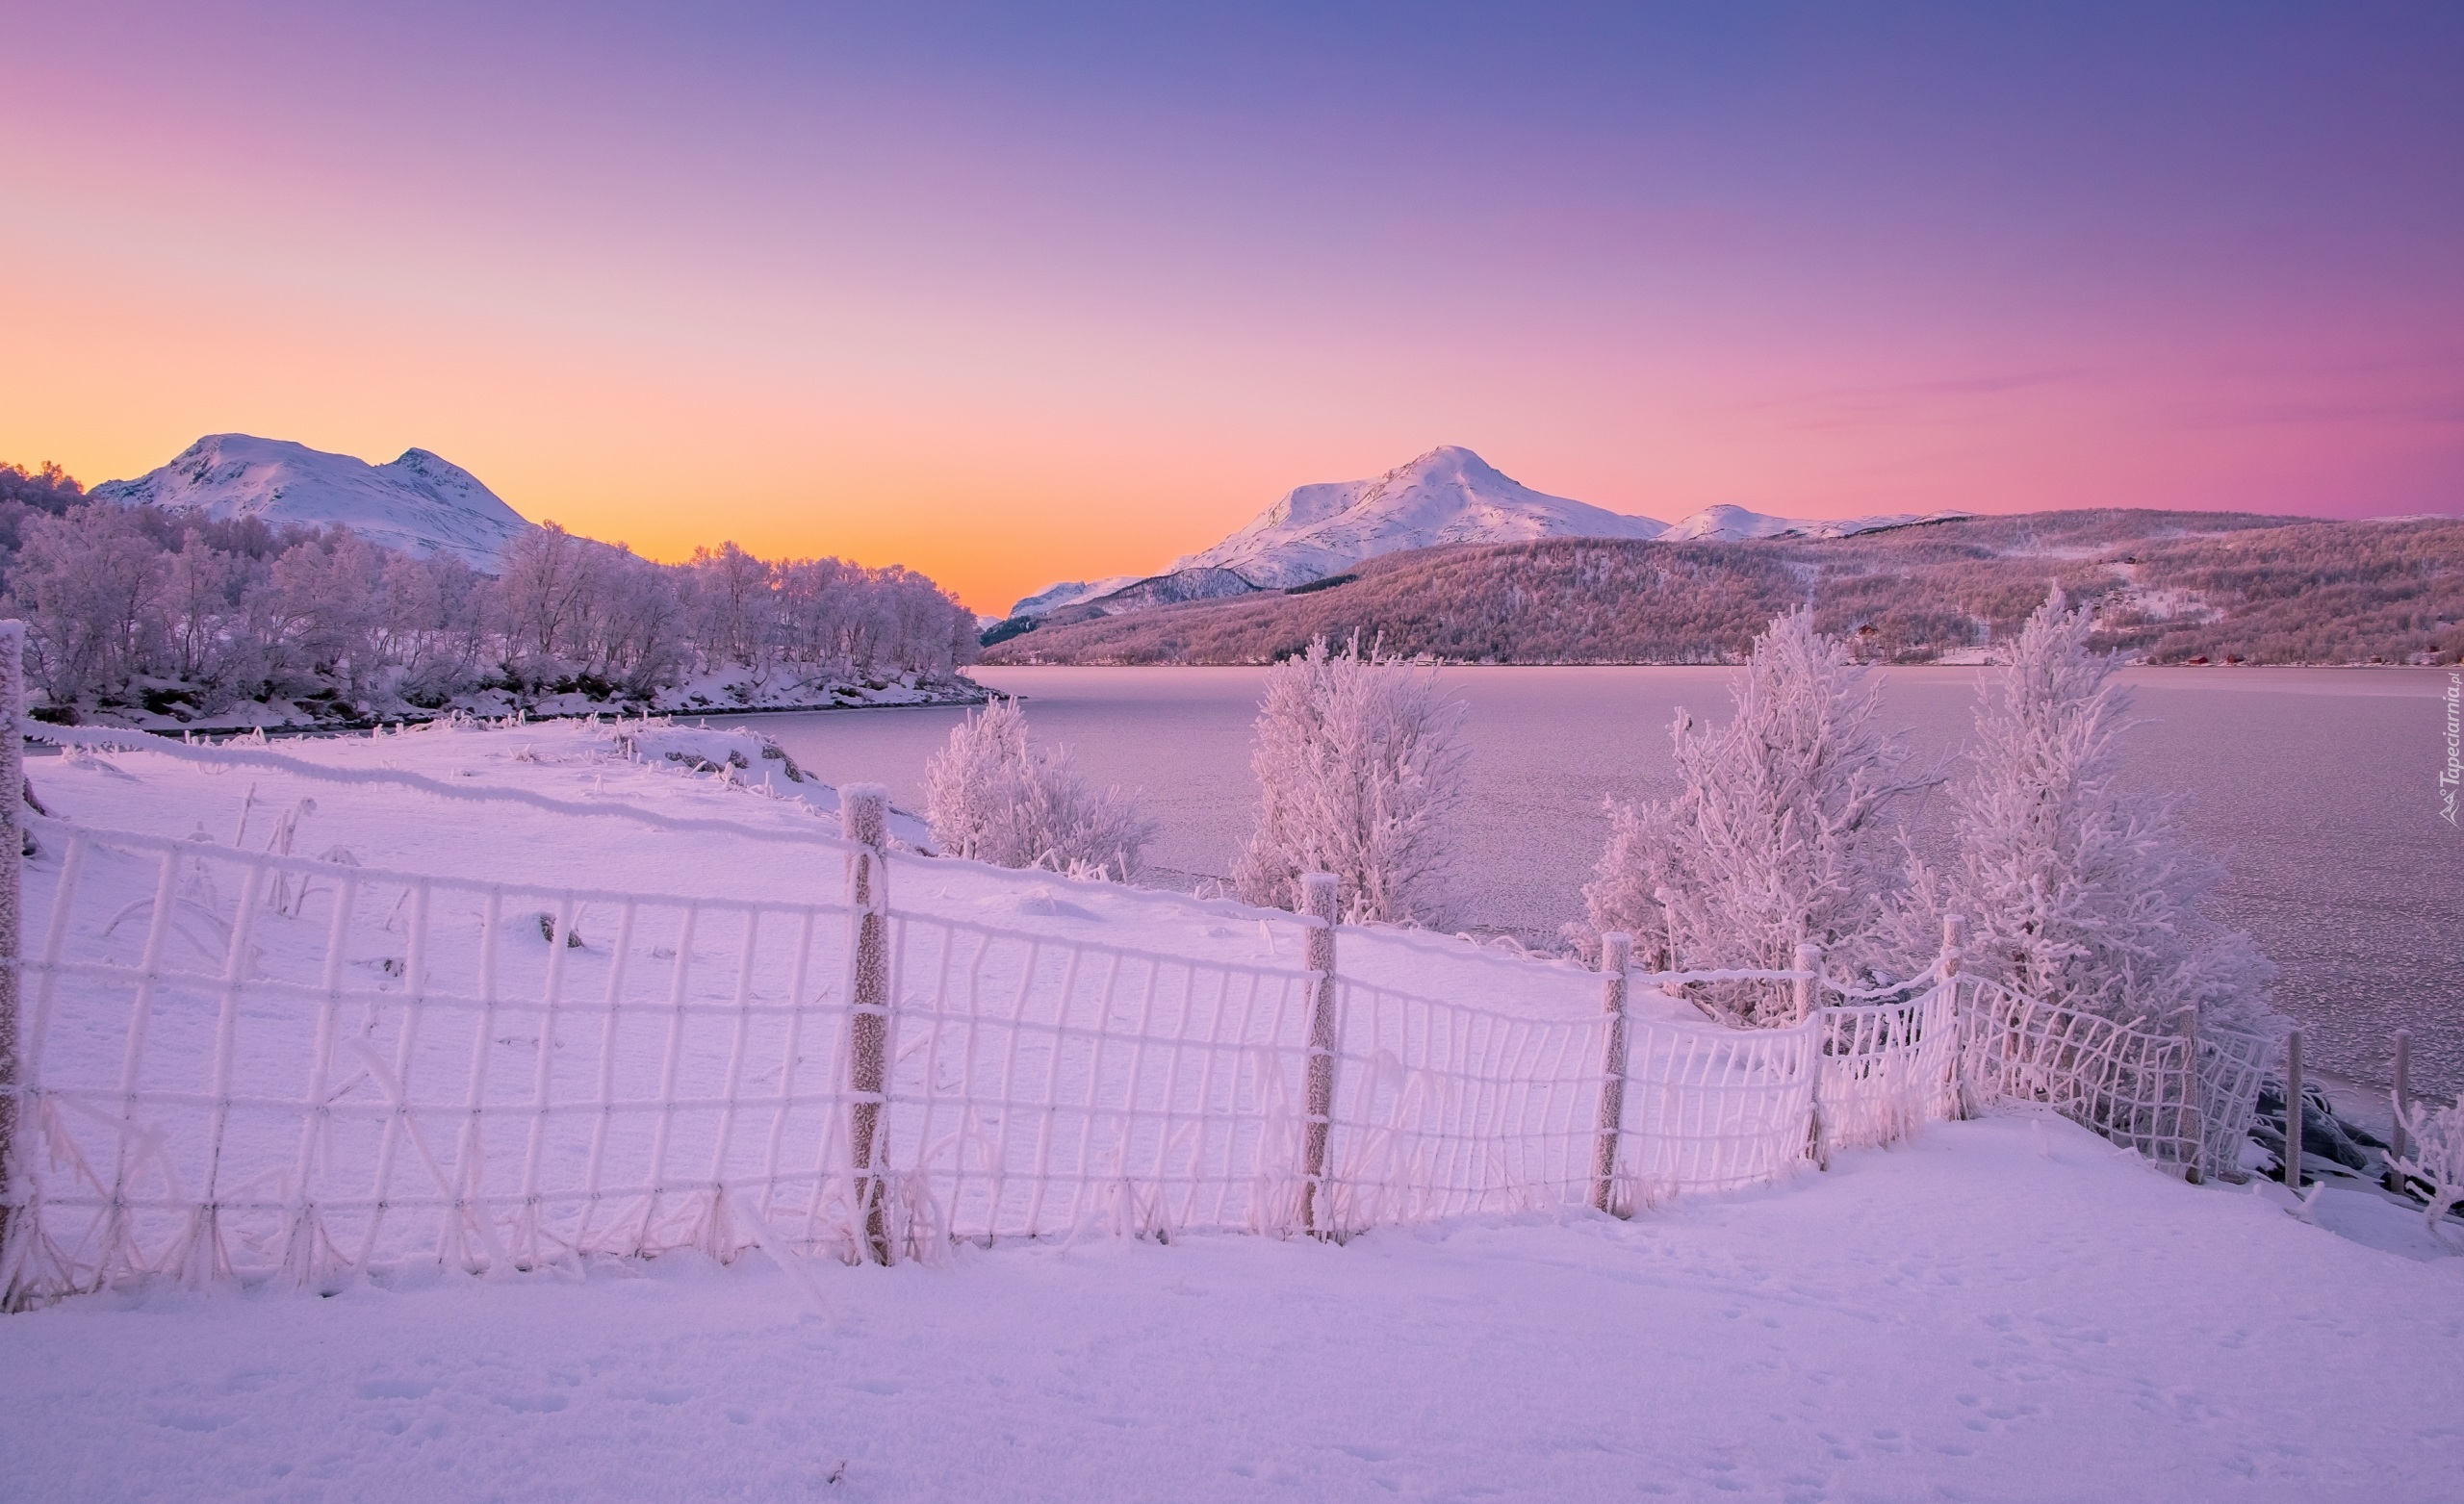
[[19, 715, 1607, 1006], [2, 1114, 2455, 1502], [5, 718, 2458, 1501]]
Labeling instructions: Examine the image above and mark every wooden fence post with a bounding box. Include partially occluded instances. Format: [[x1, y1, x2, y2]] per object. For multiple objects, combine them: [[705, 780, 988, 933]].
[[0, 621, 20, 1262], [1792, 942, 1821, 1022], [2387, 1028, 2411, 1193], [1299, 873, 1340, 1239], [1592, 932, 1632, 1214], [1795, 942, 1827, 1167], [1938, 914, 1986, 1119], [2282, 1027, 2304, 1192], [841, 784, 892, 1264]]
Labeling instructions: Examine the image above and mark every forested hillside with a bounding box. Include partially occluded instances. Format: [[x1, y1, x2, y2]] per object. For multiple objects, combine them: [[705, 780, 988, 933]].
[[983, 511, 2464, 667], [0, 460, 979, 727]]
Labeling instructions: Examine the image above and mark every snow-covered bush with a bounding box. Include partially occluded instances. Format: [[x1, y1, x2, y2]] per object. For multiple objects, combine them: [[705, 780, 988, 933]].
[[924, 699, 1155, 881], [1578, 610, 1925, 1021], [2390, 1093, 2464, 1245], [1893, 590, 2272, 1032], [1231, 636, 1466, 925]]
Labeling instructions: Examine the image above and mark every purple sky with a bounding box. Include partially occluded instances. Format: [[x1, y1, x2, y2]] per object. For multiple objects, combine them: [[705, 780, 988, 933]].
[[4, 3, 2457, 609]]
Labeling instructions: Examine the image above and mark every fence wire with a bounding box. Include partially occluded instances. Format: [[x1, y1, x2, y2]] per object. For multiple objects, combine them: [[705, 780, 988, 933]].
[[1955, 975, 2275, 1182], [4, 813, 2280, 1308]]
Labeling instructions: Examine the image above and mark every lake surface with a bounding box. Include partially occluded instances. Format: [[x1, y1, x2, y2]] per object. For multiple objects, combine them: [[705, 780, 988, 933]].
[[719, 666, 2463, 1100]]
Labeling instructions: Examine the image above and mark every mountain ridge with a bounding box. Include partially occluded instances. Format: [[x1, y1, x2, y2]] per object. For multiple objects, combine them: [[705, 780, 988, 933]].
[[1008, 446, 1970, 622], [982, 510, 2464, 668]]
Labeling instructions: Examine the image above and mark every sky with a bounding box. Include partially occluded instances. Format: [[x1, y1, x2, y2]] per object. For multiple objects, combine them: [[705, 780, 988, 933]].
[[3, 3, 2459, 615]]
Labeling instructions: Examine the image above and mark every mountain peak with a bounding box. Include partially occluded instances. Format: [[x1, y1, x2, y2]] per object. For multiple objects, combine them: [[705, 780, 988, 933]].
[[1167, 446, 1669, 589], [90, 434, 534, 571]]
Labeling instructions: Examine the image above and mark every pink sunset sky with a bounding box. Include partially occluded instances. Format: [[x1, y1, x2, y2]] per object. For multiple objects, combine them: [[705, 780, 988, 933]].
[[3, 2, 2458, 614]]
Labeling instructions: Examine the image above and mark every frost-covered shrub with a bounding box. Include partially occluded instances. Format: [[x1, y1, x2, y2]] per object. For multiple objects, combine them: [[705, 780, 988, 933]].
[[1578, 610, 1925, 1020], [1892, 590, 2272, 1032], [924, 699, 1154, 881], [2391, 1094, 2464, 1245], [1231, 636, 1466, 925]]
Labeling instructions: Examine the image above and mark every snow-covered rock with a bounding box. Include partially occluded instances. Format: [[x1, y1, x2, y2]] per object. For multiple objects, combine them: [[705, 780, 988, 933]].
[[90, 433, 536, 571], [1169, 446, 1668, 590]]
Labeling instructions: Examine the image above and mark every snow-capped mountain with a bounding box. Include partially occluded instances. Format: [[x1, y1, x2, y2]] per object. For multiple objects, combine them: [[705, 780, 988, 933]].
[[90, 434, 535, 571], [1169, 446, 1669, 590], [1659, 502, 1972, 542], [1001, 446, 1975, 623]]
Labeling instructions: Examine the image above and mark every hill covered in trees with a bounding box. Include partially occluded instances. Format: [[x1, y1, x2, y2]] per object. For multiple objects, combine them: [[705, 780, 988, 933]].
[[982, 510, 2464, 668], [0, 459, 980, 728]]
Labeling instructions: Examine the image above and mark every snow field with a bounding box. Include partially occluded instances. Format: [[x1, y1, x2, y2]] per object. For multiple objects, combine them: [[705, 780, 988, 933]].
[[2, 716, 2458, 1500], [1, 1114, 2456, 1502]]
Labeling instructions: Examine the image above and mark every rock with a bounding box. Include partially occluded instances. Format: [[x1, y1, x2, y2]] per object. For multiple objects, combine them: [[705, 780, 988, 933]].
[[2249, 1078, 2375, 1174]]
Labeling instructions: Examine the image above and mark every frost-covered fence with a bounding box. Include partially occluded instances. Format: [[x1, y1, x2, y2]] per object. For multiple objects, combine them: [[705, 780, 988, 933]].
[[1954, 974, 2275, 1183], [0, 815, 1341, 1303], [1, 806, 1976, 1307], [1815, 983, 1964, 1160]]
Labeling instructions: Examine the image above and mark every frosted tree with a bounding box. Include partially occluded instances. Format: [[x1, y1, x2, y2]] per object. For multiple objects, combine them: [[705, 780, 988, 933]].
[[8, 502, 167, 706], [1232, 636, 1467, 925], [1579, 610, 1926, 1021], [1896, 589, 2272, 1032], [924, 698, 1156, 880], [0, 471, 979, 721]]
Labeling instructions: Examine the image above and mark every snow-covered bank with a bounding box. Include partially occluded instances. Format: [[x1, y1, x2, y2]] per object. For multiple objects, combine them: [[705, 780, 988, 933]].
[[2, 1115, 2455, 1503], [57, 669, 986, 735]]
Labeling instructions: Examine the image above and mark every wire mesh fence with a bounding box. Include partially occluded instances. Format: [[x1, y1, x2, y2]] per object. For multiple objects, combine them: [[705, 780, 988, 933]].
[[1816, 984, 1964, 1158], [0, 797, 2278, 1309], [1955, 975, 2276, 1182]]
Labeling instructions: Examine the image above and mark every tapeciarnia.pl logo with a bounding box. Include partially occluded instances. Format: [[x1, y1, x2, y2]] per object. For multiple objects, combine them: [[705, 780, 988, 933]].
[[2443, 670, 2461, 827]]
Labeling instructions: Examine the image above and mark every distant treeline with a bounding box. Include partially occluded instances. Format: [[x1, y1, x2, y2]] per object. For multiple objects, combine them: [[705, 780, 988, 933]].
[[983, 510, 2464, 668], [0, 460, 979, 724]]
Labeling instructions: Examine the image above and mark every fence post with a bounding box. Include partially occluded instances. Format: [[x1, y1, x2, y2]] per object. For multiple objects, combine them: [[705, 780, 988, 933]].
[[2386, 1029, 2411, 1193], [0, 621, 19, 1262], [1792, 942, 1821, 1022], [2282, 1027, 2304, 1192], [1937, 914, 1987, 1119], [841, 784, 893, 1264], [1299, 873, 1340, 1239], [1795, 942, 1826, 1168], [1592, 932, 1631, 1214]]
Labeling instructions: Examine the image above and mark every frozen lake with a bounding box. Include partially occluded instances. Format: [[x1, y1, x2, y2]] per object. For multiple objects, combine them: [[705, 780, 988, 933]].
[[722, 666, 2462, 1099]]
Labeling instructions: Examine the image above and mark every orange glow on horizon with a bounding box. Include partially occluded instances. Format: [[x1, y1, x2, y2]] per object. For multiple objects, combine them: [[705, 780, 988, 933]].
[[4, 8, 2456, 615]]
